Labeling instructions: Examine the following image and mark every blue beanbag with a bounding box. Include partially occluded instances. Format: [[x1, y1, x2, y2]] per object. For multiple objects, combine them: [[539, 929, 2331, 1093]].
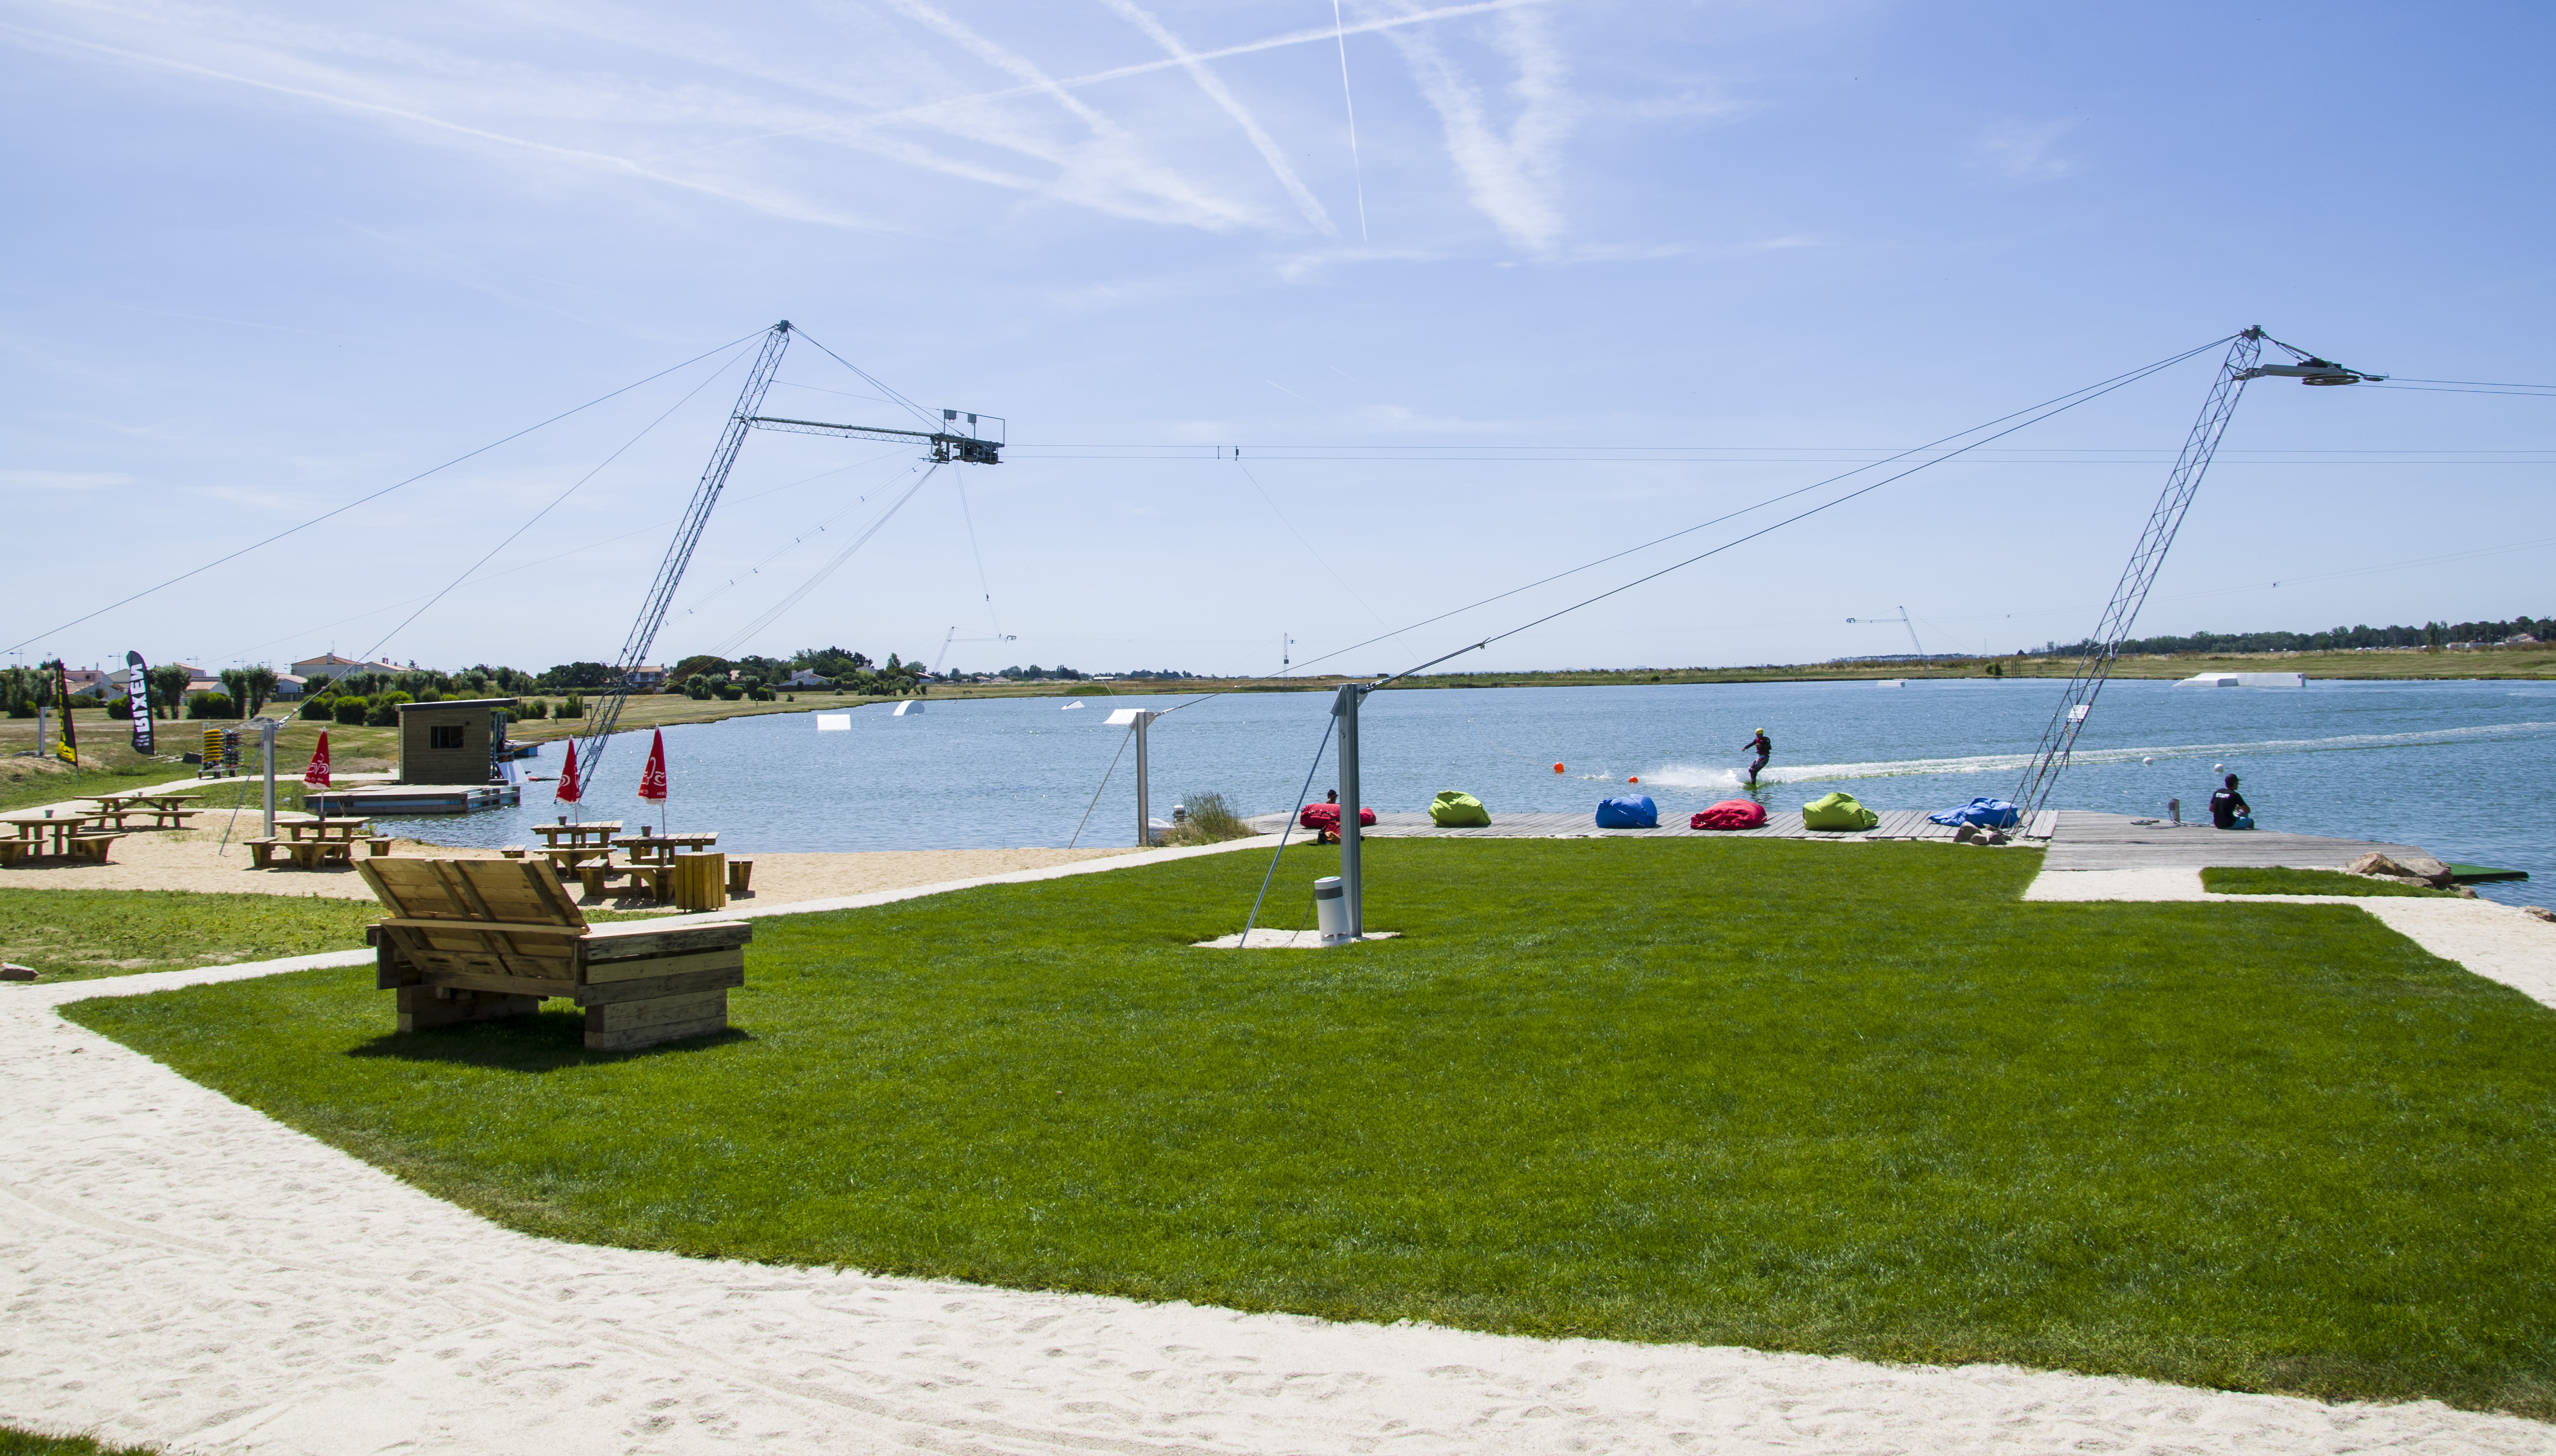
[[1927, 796, 2021, 829], [1595, 795, 1658, 829]]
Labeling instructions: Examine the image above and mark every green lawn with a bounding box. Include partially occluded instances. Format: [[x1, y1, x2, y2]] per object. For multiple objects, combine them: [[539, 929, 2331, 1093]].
[[60, 838, 2556, 1417], [0, 889, 384, 981], [2204, 866, 2456, 897]]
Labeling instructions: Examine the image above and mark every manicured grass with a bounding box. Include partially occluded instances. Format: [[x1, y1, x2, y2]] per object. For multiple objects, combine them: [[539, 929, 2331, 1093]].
[[2203, 866, 2456, 898], [0, 889, 384, 981], [62, 839, 2556, 1417], [0, 888, 661, 981], [0, 1427, 157, 1455]]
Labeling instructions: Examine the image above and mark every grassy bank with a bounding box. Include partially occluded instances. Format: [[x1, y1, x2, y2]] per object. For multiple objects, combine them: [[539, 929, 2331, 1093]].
[[2204, 867, 2458, 898], [62, 837, 2556, 1416]]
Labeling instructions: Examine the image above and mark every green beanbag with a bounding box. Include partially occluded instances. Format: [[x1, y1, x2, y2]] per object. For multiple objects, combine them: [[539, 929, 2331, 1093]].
[[1428, 790, 1491, 827], [1801, 791, 1880, 831]]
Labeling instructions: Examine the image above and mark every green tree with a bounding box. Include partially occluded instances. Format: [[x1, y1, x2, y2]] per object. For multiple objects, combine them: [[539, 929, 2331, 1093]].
[[147, 664, 192, 720]]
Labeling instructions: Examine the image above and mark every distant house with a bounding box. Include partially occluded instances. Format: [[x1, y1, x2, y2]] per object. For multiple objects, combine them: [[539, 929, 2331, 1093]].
[[624, 665, 669, 688], [271, 674, 306, 701], [61, 667, 105, 698], [782, 668, 828, 689], [292, 653, 408, 681]]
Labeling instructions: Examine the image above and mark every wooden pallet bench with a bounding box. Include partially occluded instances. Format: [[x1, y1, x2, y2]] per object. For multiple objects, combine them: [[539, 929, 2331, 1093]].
[[358, 857, 751, 1052]]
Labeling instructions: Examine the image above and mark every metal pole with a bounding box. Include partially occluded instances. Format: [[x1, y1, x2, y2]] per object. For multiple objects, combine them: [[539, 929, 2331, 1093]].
[[1334, 684, 1364, 938], [260, 718, 278, 838], [1133, 710, 1154, 847]]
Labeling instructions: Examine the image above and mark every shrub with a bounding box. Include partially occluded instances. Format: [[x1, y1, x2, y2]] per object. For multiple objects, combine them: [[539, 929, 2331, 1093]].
[[186, 692, 237, 719], [558, 694, 585, 719], [715, 684, 744, 701], [301, 696, 334, 721], [683, 675, 713, 701], [108, 696, 134, 720], [518, 697, 549, 720], [365, 691, 411, 728], [1161, 790, 1253, 846], [749, 685, 776, 702], [334, 698, 368, 725]]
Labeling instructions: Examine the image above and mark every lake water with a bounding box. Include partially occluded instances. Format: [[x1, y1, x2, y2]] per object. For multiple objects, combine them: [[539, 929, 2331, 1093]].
[[386, 679, 2555, 907]]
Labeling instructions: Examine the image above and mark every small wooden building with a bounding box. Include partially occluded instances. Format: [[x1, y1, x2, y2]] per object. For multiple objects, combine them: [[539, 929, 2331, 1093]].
[[395, 697, 515, 786]]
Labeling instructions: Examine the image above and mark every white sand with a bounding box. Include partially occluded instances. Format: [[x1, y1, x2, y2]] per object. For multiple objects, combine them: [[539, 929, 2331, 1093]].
[[7, 850, 2556, 1452]]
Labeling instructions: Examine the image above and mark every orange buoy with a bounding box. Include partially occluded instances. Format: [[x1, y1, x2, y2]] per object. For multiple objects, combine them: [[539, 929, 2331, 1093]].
[[1552, 762, 1565, 774], [1628, 775, 1639, 783]]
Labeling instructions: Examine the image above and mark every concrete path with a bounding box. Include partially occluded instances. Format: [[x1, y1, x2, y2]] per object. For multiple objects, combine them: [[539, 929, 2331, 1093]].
[[8, 842, 2556, 1454]]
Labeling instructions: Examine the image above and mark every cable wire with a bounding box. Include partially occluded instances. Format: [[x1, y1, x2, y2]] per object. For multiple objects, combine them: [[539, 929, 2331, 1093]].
[[4, 327, 770, 655], [788, 326, 941, 429], [1239, 711, 1338, 946], [358, 343, 751, 663], [1065, 725, 1135, 849]]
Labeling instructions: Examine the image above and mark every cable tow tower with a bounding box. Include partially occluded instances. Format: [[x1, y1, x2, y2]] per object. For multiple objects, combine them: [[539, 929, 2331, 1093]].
[[575, 321, 1003, 776], [2011, 328, 2381, 816]]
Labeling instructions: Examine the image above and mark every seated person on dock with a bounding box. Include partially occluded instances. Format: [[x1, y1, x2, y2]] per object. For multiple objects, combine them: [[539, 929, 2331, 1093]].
[[2209, 774, 2254, 830]]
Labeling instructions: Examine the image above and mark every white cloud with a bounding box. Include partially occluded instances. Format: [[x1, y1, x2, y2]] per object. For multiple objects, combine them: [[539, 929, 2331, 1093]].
[[1378, 0, 1576, 256], [1975, 118, 2080, 183], [0, 470, 135, 490]]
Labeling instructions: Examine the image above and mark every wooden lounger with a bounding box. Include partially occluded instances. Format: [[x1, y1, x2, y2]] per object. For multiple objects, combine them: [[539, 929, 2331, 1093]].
[[358, 857, 750, 1052]]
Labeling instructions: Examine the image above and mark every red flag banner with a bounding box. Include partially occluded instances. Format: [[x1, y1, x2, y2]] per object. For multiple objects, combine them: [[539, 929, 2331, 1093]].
[[637, 729, 668, 804], [555, 740, 583, 804], [303, 732, 332, 788]]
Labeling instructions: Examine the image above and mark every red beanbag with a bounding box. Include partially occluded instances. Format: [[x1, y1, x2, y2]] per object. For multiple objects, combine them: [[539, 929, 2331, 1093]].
[[1298, 804, 1377, 831], [1692, 799, 1768, 830]]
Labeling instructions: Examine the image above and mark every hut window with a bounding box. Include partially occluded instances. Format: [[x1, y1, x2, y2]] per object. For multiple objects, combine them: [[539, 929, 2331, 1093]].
[[428, 725, 466, 749]]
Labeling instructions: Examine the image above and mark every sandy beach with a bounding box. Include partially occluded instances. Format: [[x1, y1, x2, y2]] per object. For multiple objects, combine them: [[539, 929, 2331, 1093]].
[[0, 781, 1143, 907]]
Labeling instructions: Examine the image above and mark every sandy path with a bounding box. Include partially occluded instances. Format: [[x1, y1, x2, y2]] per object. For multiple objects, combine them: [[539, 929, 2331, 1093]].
[[7, 858, 2555, 1453]]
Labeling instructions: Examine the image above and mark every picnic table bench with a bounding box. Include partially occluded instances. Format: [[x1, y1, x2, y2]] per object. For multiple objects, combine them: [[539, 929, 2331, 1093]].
[[360, 857, 751, 1051], [94, 791, 206, 829], [0, 810, 126, 866], [243, 816, 387, 870]]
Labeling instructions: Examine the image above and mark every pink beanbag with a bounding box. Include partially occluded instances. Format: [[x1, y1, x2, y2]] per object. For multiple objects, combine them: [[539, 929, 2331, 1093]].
[[1692, 799, 1768, 830]]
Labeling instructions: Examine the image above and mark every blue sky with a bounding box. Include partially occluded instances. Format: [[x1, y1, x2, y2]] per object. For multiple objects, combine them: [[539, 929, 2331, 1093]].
[[5, 0, 2550, 679]]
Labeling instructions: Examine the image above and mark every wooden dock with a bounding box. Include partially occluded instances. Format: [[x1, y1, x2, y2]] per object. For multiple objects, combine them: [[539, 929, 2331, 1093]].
[[312, 783, 521, 817], [1243, 806, 2437, 869], [1244, 807, 2063, 843], [2036, 809, 2433, 873]]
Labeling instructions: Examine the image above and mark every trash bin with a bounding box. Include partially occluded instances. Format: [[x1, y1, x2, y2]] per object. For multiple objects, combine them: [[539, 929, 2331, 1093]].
[[672, 852, 727, 912], [1314, 875, 1345, 941]]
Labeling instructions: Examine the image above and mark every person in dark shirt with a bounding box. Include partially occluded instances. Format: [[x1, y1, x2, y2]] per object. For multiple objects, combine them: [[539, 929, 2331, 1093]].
[[1742, 729, 1772, 785], [2208, 774, 2253, 830]]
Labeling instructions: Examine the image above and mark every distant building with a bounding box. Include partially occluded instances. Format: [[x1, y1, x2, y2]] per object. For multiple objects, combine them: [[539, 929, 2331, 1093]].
[[61, 667, 104, 697], [395, 698, 516, 785], [271, 674, 306, 700], [292, 653, 408, 682], [624, 665, 669, 688], [782, 668, 827, 688]]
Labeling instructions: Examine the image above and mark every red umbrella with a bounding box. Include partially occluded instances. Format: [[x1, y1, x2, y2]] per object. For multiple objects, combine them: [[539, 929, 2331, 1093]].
[[555, 739, 583, 806], [302, 732, 332, 788], [637, 729, 668, 831]]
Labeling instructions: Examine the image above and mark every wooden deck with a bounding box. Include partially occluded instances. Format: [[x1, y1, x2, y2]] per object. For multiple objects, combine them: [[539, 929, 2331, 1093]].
[[1243, 807, 2063, 843], [2036, 809, 2432, 873], [1243, 806, 2435, 870]]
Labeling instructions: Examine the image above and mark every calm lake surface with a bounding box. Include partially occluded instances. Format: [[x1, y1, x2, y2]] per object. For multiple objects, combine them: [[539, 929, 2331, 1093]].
[[387, 678, 2555, 907]]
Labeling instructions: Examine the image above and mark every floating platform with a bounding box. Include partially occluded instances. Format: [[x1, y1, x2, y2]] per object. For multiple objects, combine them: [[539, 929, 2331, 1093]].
[[311, 783, 520, 816]]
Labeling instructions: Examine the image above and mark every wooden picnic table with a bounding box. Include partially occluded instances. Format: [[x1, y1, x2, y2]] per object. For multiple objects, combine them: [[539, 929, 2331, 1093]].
[[244, 815, 388, 870], [533, 821, 622, 849], [0, 809, 123, 865], [80, 794, 203, 830], [613, 832, 717, 864]]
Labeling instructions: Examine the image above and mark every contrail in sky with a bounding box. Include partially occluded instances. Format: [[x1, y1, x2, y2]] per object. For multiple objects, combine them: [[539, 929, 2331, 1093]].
[[1332, 0, 1369, 243]]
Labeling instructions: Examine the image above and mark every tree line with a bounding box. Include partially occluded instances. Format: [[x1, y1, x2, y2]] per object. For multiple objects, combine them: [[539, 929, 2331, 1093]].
[[2033, 614, 2550, 658]]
